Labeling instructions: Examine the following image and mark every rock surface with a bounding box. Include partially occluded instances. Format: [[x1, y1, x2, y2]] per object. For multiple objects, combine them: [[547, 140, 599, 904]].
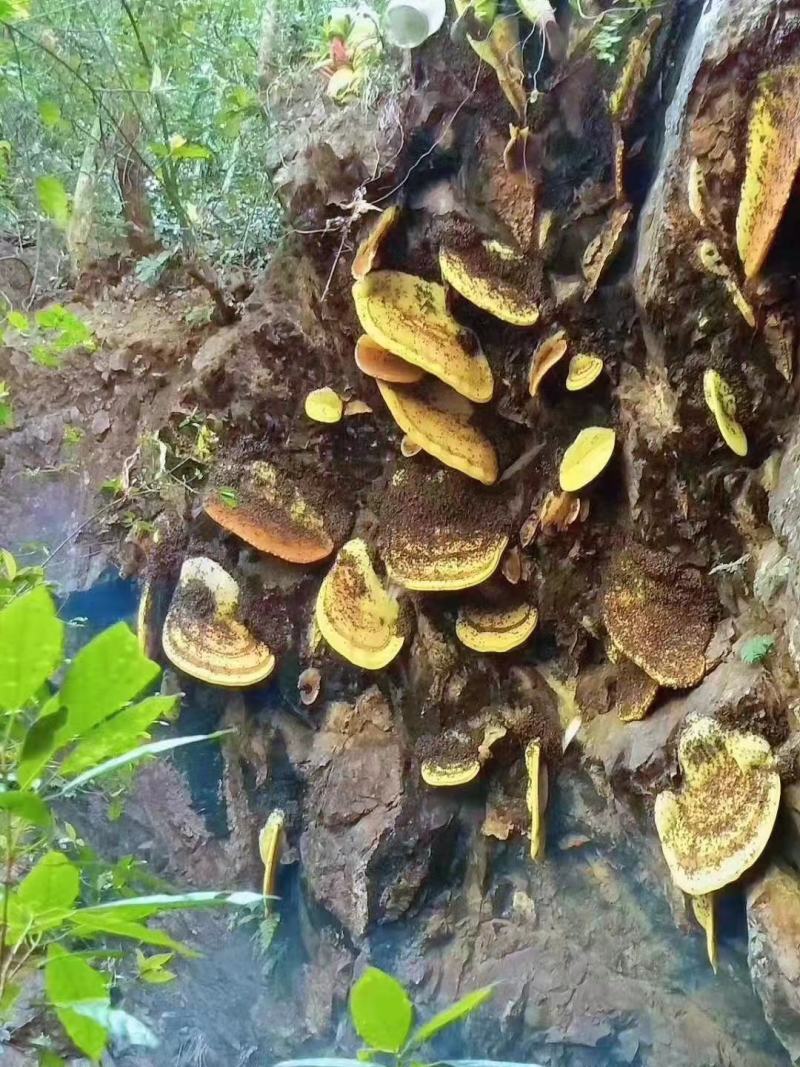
[[748, 866, 800, 1064], [298, 686, 452, 937]]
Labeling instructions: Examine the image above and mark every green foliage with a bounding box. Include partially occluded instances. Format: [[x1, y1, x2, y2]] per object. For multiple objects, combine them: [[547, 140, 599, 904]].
[[0, 549, 45, 606], [3, 304, 95, 369], [135, 948, 177, 985], [350, 967, 414, 1053], [279, 966, 495, 1067], [0, 581, 260, 1060], [741, 635, 775, 665], [0, 380, 13, 429], [133, 247, 177, 287], [406, 986, 495, 1048], [0, 0, 29, 23], [36, 175, 70, 229], [570, 0, 659, 64], [0, 0, 292, 271], [63, 425, 84, 446]]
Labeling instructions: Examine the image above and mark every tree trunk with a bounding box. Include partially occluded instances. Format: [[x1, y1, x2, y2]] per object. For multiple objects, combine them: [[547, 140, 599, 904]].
[[257, 0, 280, 91], [115, 112, 158, 257], [66, 116, 101, 279]]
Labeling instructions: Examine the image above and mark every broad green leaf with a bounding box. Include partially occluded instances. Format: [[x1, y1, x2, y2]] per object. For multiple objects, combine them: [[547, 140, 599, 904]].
[[38, 99, 62, 127], [18, 703, 68, 787], [349, 967, 414, 1053], [56, 729, 232, 795], [0, 586, 63, 711], [0, 398, 12, 428], [407, 986, 494, 1048], [17, 851, 79, 914], [45, 945, 108, 1061], [58, 694, 179, 777], [6, 309, 29, 332], [0, 789, 52, 827], [60, 622, 159, 736], [69, 912, 195, 956], [36, 175, 70, 230]]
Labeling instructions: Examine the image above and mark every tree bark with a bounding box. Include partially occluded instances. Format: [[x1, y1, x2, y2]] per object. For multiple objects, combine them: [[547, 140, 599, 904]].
[[66, 116, 101, 279], [115, 112, 158, 257]]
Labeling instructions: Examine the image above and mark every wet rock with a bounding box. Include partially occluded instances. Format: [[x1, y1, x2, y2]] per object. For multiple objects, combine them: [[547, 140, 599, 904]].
[[387, 770, 785, 1067], [748, 865, 800, 1063], [298, 686, 452, 938], [771, 427, 800, 586], [582, 657, 778, 794], [635, 0, 780, 321]]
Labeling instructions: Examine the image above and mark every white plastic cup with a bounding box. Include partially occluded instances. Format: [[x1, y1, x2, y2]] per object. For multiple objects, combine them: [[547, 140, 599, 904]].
[[384, 0, 446, 48]]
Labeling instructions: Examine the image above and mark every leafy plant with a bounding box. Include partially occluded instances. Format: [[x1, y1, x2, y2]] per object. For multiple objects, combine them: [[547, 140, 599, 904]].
[[0, 548, 44, 606], [0, 380, 12, 430], [741, 635, 776, 665], [570, 0, 660, 64], [36, 175, 70, 230], [133, 247, 178, 288], [0, 578, 263, 1061], [273, 966, 514, 1067], [1, 305, 95, 369]]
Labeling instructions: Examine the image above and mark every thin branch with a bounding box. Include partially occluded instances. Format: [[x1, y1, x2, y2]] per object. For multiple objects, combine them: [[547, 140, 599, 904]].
[[117, 0, 192, 235], [5, 23, 159, 184]]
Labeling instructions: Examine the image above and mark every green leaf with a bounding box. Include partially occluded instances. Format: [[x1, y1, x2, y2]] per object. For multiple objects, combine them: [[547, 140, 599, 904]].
[[58, 694, 179, 777], [1, 547, 17, 579], [217, 487, 238, 508], [0, 789, 52, 827], [38, 1051, 66, 1066], [45, 945, 109, 1061], [171, 142, 212, 160], [741, 635, 776, 665], [69, 912, 195, 956], [349, 967, 414, 1053], [133, 248, 176, 287], [31, 343, 61, 368], [38, 99, 62, 127], [6, 309, 29, 332], [60, 622, 159, 736], [407, 986, 494, 1048], [0, 398, 12, 428], [18, 703, 68, 787], [0, 0, 30, 22], [139, 967, 176, 984], [17, 851, 80, 913], [0, 980, 22, 1020], [36, 175, 70, 230], [0, 586, 63, 711], [56, 729, 232, 795]]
